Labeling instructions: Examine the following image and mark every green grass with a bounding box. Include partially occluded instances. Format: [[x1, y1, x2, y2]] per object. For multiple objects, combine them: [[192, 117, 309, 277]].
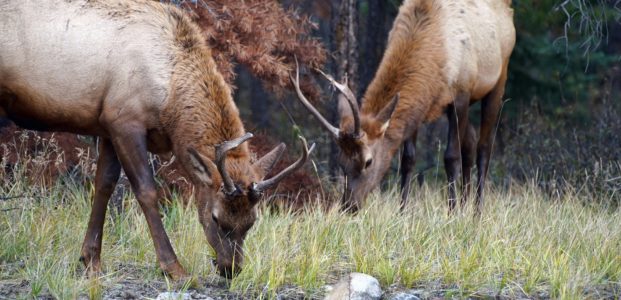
[[1, 171, 620, 299]]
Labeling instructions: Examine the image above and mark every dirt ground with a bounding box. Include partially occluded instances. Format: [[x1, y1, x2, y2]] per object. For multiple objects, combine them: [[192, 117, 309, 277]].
[[0, 278, 238, 300], [0, 262, 313, 300], [0, 261, 240, 300], [0, 278, 319, 299], [2, 276, 621, 299]]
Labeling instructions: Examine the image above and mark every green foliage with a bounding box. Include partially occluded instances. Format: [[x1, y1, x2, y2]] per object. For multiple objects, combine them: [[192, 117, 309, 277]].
[[507, 0, 620, 121], [492, 0, 621, 199]]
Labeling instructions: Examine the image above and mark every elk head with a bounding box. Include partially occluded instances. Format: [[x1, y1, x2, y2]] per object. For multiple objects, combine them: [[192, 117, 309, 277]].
[[290, 62, 398, 211], [186, 133, 315, 277]]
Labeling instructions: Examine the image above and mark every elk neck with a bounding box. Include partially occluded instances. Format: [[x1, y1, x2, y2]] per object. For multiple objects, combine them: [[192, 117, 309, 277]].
[[159, 13, 253, 188], [361, 0, 452, 144]]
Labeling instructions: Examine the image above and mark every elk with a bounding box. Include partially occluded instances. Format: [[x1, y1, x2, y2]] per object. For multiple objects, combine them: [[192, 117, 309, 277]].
[[0, 0, 314, 279], [292, 0, 515, 213]]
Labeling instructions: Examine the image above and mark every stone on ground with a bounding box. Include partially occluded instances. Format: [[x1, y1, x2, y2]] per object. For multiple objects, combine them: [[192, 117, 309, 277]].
[[156, 291, 213, 300], [324, 273, 382, 300], [156, 292, 191, 300], [387, 292, 421, 300]]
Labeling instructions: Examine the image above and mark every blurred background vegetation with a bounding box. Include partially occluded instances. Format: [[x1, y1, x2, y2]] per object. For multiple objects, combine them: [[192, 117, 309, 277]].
[[2, 0, 619, 205], [497, 0, 620, 202]]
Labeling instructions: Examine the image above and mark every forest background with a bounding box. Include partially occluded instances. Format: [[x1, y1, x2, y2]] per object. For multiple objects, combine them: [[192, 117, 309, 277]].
[[1, 0, 619, 205]]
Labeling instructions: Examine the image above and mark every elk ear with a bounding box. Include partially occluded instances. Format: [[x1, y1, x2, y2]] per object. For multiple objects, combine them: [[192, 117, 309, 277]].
[[253, 143, 286, 180], [376, 93, 399, 135], [187, 147, 214, 185]]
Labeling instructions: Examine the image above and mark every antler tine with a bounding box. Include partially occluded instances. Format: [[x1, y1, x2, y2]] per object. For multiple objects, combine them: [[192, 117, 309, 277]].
[[215, 132, 254, 195], [290, 57, 340, 139], [315, 69, 361, 137], [252, 136, 316, 192]]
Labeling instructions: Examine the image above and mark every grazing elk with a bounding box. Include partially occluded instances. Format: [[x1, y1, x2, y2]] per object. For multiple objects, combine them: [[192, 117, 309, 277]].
[[292, 0, 515, 213], [0, 0, 314, 279]]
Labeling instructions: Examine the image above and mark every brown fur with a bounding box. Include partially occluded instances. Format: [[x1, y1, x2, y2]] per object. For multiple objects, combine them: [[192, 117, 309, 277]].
[[296, 0, 515, 212], [159, 7, 253, 187], [1, 0, 307, 279], [348, 0, 515, 212], [363, 0, 447, 124]]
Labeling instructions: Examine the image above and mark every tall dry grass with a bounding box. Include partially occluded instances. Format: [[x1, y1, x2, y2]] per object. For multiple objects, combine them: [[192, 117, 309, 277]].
[[0, 132, 620, 299]]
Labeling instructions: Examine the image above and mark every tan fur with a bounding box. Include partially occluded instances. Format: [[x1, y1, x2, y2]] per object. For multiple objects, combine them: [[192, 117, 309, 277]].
[[0, 0, 255, 195], [0, 0, 294, 277], [363, 0, 514, 134], [333, 0, 515, 210]]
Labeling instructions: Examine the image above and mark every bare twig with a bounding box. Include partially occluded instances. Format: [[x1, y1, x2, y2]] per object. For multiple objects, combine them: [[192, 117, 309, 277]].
[[554, 0, 614, 69], [1, 207, 20, 212]]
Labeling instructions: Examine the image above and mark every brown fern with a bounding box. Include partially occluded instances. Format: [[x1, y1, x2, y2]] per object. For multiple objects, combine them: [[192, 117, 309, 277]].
[[168, 0, 327, 100]]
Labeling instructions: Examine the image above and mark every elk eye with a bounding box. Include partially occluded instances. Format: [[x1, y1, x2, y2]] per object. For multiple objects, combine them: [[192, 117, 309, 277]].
[[365, 158, 373, 169], [213, 213, 235, 235]]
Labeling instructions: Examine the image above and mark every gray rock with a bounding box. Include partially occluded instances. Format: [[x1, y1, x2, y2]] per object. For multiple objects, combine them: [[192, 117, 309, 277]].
[[189, 290, 214, 300], [156, 291, 214, 300], [156, 292, 192, 300], [324, 273, 382, 300], [388, 292, 421, 300]]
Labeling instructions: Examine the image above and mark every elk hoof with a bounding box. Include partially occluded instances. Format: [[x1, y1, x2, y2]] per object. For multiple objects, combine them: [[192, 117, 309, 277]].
[[79, 256, 103, 278], [161, 261, 190, 282]]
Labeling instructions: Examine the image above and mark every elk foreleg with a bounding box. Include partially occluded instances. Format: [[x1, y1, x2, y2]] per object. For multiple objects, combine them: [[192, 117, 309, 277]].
[[80, 138, 120, 276], [444, 93, 470, 212], [476, 70, 507, 214], [108, 124, 188, 280], [400, 132, 418, 208]]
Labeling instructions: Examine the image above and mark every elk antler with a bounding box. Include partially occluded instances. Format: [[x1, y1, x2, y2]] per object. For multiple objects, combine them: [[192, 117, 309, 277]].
[[290, 58, 340, 139], [315, 69, 361, 138], [215, 132, 254, 195], [252, 136, 315, 192]]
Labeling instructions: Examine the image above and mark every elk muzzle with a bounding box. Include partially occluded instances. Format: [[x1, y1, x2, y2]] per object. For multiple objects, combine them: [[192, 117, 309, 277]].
[[208, 229, 245, 278], [215, 261, 241, 279]]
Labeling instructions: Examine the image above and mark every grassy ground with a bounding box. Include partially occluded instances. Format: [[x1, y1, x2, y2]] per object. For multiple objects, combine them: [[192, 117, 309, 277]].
[[1, 167, 620, 299]]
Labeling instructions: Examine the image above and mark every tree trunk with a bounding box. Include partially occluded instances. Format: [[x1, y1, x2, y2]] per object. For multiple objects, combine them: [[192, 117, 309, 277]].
[[360, 0, 390, 96], [335, 0, 359, 95], [328, 0, 360, 180]]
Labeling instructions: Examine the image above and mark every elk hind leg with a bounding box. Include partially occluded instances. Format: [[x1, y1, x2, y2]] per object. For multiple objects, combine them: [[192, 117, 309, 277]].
[[400, 132, 418, 209], [476, 69, 507, 214], [80, 138, 121, 276], [460, 123, 476, 207], [444, 93, 470, 212]]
